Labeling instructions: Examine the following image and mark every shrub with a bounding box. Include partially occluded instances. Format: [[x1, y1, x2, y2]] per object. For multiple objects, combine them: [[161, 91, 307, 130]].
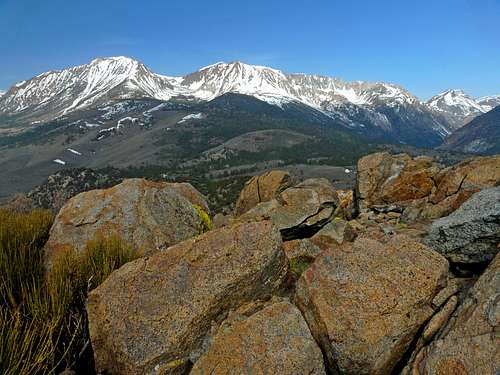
[[193, 204, 213, 234], [0, 208, 137, 375]]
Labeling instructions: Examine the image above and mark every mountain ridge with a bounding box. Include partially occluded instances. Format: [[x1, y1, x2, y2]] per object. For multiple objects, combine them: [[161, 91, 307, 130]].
[[2, 57, 495, 128], [1, 56, 498, 155]]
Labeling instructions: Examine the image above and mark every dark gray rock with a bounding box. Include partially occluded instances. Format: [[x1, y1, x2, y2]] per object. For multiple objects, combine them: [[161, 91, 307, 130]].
[[424, 187, 500, 265]]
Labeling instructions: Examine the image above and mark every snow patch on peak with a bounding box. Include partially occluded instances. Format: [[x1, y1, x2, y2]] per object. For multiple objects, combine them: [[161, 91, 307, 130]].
[[90, 56, 140, 66], [427, 89, 486, 115], [477, 94, 500, 112], [198, 61, 226, 71]]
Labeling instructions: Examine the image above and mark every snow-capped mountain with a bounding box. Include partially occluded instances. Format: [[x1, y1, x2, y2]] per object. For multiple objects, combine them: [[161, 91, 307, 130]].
[[0, 57, 183, 121], [1, 56, 497, 148], [0, 90, 5, 98], [426, 89, 490, 129], [182, 61, 419, 109], [477, 95, 500, 112], [0, 58, 422, 120]]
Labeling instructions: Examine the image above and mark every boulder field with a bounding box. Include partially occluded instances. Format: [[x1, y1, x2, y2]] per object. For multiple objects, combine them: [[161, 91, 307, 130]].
[[39, 151, 499, 374]]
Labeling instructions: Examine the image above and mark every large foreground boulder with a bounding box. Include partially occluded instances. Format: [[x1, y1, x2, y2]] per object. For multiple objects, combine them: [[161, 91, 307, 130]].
[[191, 299, 326, 375], [239, 178, 339, 240], [44, 179, 208, 267], [87, 221, 288, 375], [295, 235, 449, 375], [407, 253, 500, 375], [424, 187, 500, 265], [235, 170, 293, 215]]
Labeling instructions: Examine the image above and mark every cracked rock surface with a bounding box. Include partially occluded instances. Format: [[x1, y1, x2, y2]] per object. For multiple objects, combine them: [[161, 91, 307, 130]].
[[356, 152, 500, 221], [239, 178, 339, 240]]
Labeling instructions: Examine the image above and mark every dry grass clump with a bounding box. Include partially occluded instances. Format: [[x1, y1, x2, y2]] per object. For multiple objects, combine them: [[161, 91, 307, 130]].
[[0, 208, 136, 374]]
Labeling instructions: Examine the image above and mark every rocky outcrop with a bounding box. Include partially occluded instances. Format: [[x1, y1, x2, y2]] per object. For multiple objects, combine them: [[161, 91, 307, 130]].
[[44, 179, 208, 268], [87, 221, 288, 375], [239, 178, 339, 240], [356, 152, 500, 222], [295, 235, 449, 375], [405, 253, 500, 375], [425, 187, 500, 265], [191, 298, 326, 375], [235, 170, 293, 215]]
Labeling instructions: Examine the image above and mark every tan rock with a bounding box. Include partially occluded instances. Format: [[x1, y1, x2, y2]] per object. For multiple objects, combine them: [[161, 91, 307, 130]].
[[191, 299, 326, 375], [380, 156, 439, 203], [212, 213, 232, 229], [44, 179, 206, 268], [310, 218, 357, 250], [387, 211, 402, 218], [235, 170, 293, 215], [239, 178, 339, 240], [409, 253, 500, 375], [282, 238, 322, 262], [431, 278, 462, 309], [430, 155, 500, 204], [295, 235, 449, 375], [335, 189, 356, 220], [421, 189, 477, 219], [356, 152, 411, 211], [87, 221, 288, 375]]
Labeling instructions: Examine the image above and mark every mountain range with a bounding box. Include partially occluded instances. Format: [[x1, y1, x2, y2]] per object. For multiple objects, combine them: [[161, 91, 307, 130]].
[[1, 56, 497, 146]]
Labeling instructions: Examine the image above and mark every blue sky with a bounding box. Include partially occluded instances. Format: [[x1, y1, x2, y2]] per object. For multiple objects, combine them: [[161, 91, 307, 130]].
[[0, 0, 499, 99]]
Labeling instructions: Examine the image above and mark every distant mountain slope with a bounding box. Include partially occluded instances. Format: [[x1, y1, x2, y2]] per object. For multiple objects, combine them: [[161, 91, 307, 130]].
[[426, 89, 490, 129], [477, 95, 500, 111], [440, 105, 500, 154]]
